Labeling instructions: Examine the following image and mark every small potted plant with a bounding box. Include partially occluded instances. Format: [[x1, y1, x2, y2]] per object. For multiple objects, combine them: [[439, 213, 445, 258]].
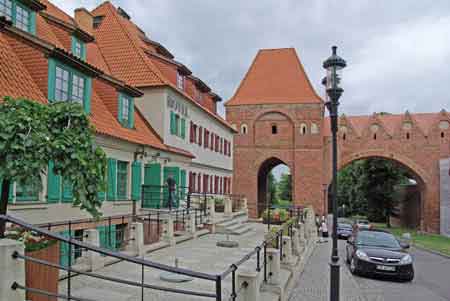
[[6, 226, 59, 301], [214, 197, 225, 212]]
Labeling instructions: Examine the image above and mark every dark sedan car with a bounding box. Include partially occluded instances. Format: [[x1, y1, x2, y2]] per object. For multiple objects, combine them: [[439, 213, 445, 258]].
[[346, 229, 414, 281], [337, 222, 353, 239]]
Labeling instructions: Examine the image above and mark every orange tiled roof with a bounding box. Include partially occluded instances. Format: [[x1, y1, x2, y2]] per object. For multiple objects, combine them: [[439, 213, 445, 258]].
[[226, 48, 322, 106], [0, 1, 194, 157], [91, 2, 166, 87], [90, 2, 236, 132], [0, 34, 47, 103], [323, 112, 450, 137]]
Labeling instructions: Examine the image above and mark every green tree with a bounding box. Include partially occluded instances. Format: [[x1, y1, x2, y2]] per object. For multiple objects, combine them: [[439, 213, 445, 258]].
[[277, 173, 292, 202], [337, 158, 409, 227], [267, 171, 277, 204], [0, 97, 107, 237]]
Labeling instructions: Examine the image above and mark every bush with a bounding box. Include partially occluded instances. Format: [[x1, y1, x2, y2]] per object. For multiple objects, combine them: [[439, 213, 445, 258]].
[[262, 208, 289, 223]]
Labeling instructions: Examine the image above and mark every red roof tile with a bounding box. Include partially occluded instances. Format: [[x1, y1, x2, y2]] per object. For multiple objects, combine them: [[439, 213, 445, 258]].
[[0, 33, 47, 103], [226, 48, 322, 106], [90, 2, 236, 132]]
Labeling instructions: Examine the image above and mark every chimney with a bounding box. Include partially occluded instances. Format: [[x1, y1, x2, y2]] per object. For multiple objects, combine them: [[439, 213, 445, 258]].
[[74, 8, 93, 34]]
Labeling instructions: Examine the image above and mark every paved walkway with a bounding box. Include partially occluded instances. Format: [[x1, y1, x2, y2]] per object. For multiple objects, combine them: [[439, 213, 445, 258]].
[[289, 240, 450, 301], [59, 223, 267, 301], [289, 240, 364, 301]]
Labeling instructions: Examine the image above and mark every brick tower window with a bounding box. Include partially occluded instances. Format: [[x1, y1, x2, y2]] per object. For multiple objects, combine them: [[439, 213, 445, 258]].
[[241, 124, 248, 134], [271, 124, 277, 134]]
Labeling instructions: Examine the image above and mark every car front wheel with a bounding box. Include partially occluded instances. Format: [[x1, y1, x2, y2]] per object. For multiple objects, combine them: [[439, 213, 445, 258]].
[[350, 257, 358, 275]]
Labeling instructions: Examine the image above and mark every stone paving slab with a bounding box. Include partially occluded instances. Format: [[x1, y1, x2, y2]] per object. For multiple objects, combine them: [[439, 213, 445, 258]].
[[59, 223, 268, 301]]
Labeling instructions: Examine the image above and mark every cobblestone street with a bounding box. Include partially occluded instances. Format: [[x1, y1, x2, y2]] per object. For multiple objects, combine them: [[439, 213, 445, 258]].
[[289, 240, 450, 301]]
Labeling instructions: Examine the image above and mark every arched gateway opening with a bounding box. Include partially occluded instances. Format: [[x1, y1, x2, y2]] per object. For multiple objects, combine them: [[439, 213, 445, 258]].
[[257, 157, 292, 216], [332, 155, 427, 229]]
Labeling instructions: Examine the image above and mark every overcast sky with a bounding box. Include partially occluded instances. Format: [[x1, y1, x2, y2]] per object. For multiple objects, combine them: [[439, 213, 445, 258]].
[[55, 0, 450, 179], [56, 0, 450, 118]]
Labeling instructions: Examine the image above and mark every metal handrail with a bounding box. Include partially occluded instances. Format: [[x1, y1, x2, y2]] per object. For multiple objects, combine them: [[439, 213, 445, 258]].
[[1, 214, 216, 281], [12, 252, 217, 298]]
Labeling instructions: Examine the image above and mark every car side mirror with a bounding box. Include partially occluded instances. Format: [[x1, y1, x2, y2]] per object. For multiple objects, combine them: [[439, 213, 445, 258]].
[[400, 242, 410, 249]]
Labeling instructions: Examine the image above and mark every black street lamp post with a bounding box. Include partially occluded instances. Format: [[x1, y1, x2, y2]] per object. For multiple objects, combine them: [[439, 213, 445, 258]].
[[323, 46, 346, 301]]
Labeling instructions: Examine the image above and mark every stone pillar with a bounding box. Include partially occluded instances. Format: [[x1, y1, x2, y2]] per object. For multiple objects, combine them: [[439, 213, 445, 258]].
[[188, 213, 197, 238], [207, 198, 216, 223], [224, 197, 233, 217], [237, 270, 260, 301], [84, 229, 104, 271], [242, 197, 248, 211], [0, 239, 25, 301], [281, 236, 293, 265], [291, 228, 301, 256], [266, 248, 280, 285], [130, 222, 144, 257], [162, 215, 176, 246]]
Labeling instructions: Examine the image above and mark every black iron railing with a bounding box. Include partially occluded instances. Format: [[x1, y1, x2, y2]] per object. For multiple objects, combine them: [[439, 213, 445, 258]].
[[2, 206, 302, 300]]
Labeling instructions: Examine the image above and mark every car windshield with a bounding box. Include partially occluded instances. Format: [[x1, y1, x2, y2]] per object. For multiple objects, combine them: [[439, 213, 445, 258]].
[[358, 220, 369, 225], [338, 223, 352, 229], [355, 231, 400, 248]]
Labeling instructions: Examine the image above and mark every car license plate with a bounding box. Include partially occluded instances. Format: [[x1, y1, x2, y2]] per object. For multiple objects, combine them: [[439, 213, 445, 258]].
[[376, 265, 395, 271]]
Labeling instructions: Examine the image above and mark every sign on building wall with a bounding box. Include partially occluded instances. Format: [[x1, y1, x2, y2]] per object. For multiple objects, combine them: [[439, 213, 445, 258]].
[[440, 159, 450, 237], [167, 95, 188, 117]]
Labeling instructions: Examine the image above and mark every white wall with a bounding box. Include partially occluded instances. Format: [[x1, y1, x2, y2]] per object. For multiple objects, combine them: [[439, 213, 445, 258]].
[[163, 89, 234, 171]]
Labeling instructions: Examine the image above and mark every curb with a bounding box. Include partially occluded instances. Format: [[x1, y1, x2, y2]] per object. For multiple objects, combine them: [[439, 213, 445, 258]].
[[412, 245, 450, 260]]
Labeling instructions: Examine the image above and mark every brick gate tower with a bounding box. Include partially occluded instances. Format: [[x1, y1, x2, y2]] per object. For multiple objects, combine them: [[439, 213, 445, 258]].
[[226, 48, 450, 233], [225, 48, 326, 217]]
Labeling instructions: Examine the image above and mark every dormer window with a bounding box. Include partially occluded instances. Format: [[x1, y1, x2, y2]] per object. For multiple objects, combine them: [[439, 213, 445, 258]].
[[177, 71, 184, 90], [0, 0, 36, 34], [118, 93, 134, 128], [48, 58, 92, 113], [71, 36, 86, 60], [195, 89, 203, 102]]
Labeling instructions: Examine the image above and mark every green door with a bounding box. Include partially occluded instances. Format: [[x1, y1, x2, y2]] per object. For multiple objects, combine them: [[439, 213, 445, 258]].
[[163, 166, 180, 208], [143, 163, 161, 208], [59, 230, 74, 267], [180, 169, 186, 203], [97, 225, 117, 251]]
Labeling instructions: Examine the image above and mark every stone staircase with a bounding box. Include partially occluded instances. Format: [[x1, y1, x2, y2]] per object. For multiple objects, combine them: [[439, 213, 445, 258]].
[[215, 211, 253, 235]]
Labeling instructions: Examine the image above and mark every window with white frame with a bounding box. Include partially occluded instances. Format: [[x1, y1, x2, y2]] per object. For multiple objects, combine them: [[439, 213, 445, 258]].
[[71, 74, 85, 104], [15, 4, 29, 31], [176, 72, 184, 90], [55, 66, 70, 102], [121, 96, 130, 124], [0, 0, 12, 21]]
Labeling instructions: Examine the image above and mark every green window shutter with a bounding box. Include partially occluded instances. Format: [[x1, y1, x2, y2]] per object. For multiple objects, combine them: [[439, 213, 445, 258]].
[[131, 161, 142, 201], [29, 11, 36, 35], [47, 161, 61, 203], [16, 180, 38, 202], [118, 95, 123, 124], [62, 179, 73, 203], [81, 43, 87, 61], [47, 59, 56, 102], [107, 158, 117, 201], [59, 230, 74, 267], [170, 111, 176, 135], [143, 163, 161, 209], [117, 161, 128, 200], [180, 118, 186, 139], [84, 77, 92, 114], [180, 169, 186, 201], [128, 98, 134, 128]]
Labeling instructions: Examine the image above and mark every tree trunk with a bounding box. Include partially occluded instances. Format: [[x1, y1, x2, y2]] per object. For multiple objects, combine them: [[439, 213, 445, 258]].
[[386, 205, 391, 228], [0, 179, 10, 238]]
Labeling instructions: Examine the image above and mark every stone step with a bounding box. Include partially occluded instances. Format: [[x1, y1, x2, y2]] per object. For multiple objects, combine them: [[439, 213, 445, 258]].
[[216, 219, 240, 228], [260, 291, 280, 301], [227, 224, 252, 235]]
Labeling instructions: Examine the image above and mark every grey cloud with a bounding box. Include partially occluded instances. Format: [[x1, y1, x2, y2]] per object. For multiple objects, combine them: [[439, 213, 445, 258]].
[[55, 0, 450, 117]]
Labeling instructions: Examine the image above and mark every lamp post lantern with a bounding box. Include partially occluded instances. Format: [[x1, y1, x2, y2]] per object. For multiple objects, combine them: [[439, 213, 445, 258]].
[[323, 45, 346, 301]]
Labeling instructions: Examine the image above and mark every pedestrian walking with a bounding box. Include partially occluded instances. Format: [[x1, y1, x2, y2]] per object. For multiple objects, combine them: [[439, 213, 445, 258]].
[[321, 217, 329, 242]]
